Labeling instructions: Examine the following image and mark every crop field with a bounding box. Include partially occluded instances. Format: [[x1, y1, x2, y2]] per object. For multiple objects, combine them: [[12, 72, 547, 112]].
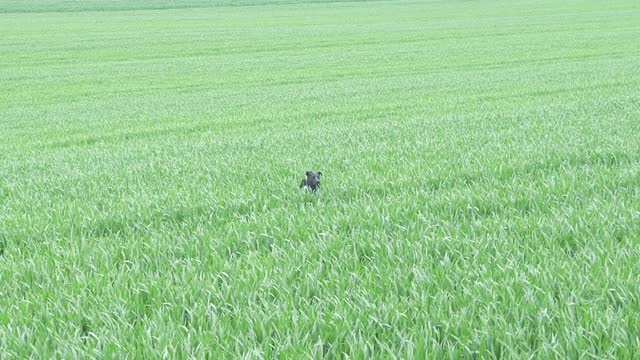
[[1, 0, 640, 357]]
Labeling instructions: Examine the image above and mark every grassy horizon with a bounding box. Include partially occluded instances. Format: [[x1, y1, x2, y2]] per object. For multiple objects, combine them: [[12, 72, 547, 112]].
[[1, 0, 640, 357]]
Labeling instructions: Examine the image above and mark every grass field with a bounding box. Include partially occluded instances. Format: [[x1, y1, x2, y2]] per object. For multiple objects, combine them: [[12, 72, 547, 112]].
[[1, 0, 640, 357]]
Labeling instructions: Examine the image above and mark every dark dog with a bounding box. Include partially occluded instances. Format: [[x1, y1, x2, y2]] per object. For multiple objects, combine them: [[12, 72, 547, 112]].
[[300, 170, 322, 192]]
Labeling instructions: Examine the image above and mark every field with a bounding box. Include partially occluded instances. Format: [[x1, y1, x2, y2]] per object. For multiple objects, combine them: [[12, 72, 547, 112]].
[[1, 0, 640, 357]]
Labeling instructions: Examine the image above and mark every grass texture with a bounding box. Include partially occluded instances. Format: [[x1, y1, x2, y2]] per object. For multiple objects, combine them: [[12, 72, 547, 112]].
[[1, 0, 640, 357]]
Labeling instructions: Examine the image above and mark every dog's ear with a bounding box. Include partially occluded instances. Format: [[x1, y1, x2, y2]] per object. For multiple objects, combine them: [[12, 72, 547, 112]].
[[305, 171, 311, 177], [318, 172, 322, 176]]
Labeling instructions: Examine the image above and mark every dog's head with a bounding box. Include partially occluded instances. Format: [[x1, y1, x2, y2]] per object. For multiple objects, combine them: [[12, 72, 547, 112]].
[[305, 170, 322, 187]]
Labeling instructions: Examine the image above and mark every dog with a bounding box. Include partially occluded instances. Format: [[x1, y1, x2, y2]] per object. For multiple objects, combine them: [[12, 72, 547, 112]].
[[300, 170, 322, 192]]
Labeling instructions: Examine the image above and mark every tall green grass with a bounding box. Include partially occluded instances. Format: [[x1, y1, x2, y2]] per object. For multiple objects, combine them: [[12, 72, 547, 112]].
[[1, 0, 639, 357]]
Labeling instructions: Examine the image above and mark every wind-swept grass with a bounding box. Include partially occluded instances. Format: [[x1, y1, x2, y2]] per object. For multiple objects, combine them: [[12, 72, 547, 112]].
[[1, 0, 639, 357]]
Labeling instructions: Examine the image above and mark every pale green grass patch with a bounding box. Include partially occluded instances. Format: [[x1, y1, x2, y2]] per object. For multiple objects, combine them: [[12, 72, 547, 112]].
[[1, 0, 640, 357]]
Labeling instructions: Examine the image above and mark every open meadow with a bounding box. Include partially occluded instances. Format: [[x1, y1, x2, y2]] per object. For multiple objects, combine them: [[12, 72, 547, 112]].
[[1, 0, 640, 357]]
